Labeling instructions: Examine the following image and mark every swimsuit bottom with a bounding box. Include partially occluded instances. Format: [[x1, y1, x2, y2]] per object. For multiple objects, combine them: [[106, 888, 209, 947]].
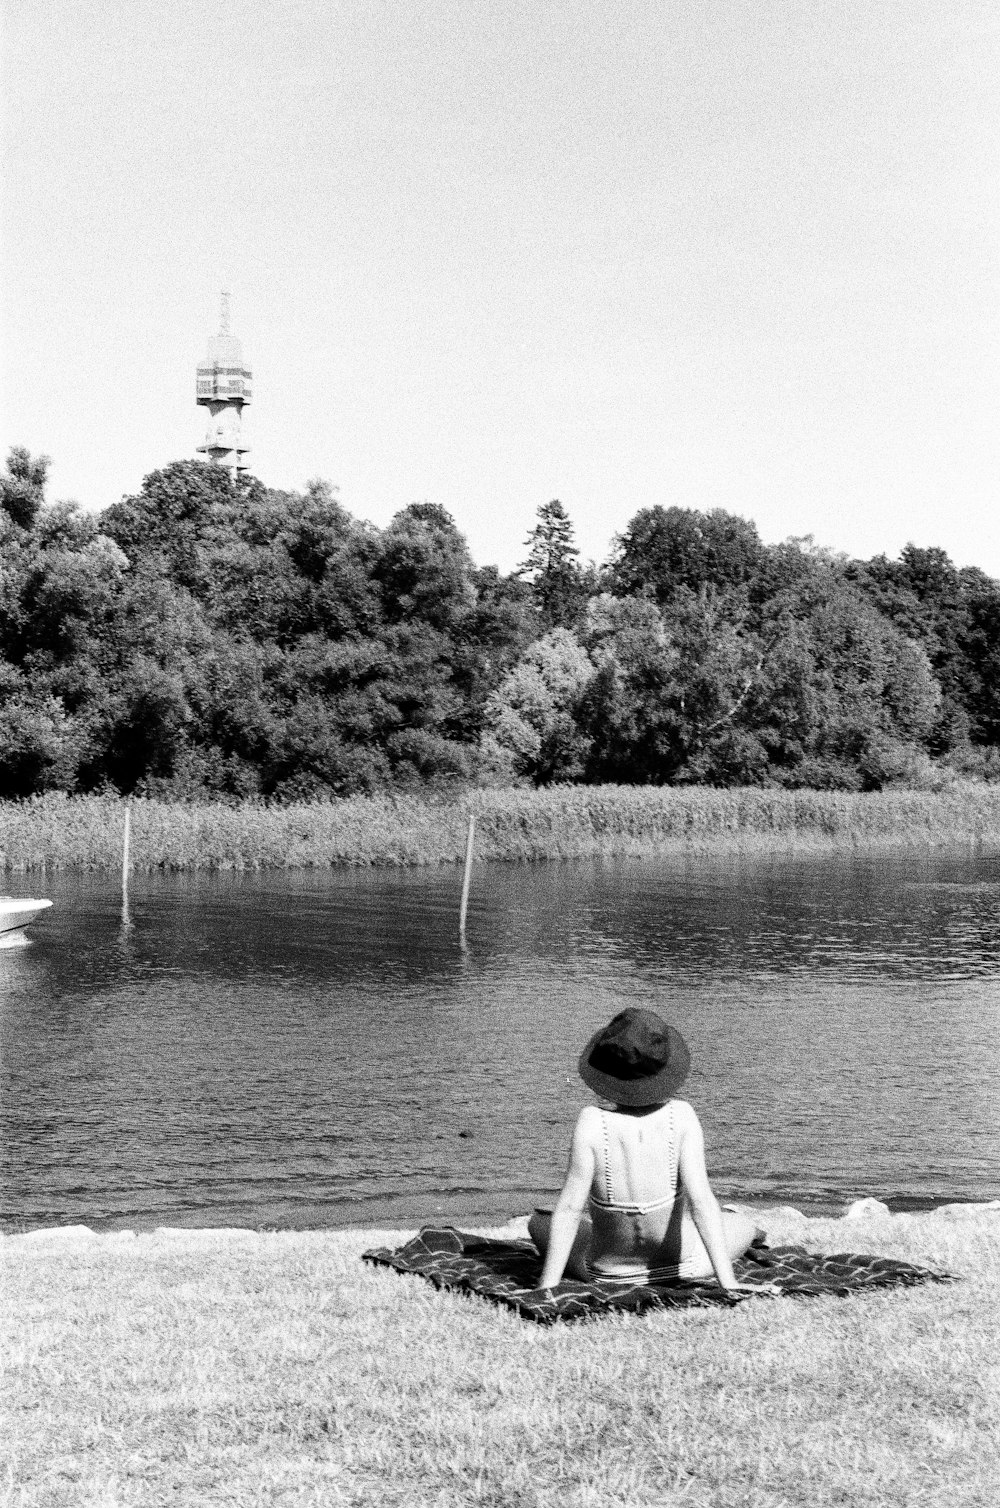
[[586, 1193, 705, 1283]]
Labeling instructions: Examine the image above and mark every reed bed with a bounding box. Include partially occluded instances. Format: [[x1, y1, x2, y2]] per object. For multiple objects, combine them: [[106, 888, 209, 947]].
[[3, 783, 1000, 872]]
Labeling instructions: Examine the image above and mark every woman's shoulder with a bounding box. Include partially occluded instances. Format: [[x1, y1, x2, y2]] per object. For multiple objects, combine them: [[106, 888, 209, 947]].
[[573, 1104, 604, 1141], [668, 1098, 700, 1129]]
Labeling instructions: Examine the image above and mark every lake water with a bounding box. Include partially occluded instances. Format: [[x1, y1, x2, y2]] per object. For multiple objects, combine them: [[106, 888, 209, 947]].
[[2, 848, 998, 1233]]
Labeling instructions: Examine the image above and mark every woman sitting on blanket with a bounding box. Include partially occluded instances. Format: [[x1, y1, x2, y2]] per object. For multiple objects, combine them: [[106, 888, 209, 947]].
[[531, 1009, 763, 1294]]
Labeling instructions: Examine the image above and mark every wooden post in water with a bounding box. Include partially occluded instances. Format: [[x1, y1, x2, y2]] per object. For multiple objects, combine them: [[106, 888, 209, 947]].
[[459, 814, 476, 940], [121, 803, 132, 925]]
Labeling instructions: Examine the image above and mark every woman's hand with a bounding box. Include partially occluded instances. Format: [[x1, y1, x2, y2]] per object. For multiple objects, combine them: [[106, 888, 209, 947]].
[[722, 1280, 781, 1297]]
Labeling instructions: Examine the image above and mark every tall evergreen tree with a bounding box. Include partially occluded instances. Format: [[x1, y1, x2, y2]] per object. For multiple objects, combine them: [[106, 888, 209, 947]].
[[518, 499, 584, 628]]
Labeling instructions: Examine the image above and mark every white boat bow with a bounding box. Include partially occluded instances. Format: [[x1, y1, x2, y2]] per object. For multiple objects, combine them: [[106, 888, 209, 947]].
[[0, 898, 53, 941]]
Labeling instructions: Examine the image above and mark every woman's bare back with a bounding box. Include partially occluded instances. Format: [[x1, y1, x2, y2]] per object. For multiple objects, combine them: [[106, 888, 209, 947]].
[[589, 1100, 684, 1211]]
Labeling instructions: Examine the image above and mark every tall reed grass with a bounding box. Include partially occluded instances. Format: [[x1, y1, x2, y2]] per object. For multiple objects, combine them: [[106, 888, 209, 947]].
[[3, 783, 1000, 872]]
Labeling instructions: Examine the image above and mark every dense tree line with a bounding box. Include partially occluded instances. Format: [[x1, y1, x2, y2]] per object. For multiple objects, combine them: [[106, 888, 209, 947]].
[[2, 447, 999, 799]]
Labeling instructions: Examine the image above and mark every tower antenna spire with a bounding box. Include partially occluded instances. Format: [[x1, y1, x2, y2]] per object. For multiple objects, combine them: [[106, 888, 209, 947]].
[[196, 293, 251, 477]]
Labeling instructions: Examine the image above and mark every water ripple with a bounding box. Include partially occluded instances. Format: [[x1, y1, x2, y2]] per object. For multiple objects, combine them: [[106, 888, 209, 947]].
[[2, 847, 999, 1229]]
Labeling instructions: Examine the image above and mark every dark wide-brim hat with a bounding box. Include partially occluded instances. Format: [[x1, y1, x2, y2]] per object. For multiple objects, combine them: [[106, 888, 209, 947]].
[[578, 1008, 691, 1106]]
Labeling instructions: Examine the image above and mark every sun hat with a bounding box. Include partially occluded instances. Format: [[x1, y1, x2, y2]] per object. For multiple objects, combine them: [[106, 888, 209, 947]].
[[578, 1008, 691, 1106]]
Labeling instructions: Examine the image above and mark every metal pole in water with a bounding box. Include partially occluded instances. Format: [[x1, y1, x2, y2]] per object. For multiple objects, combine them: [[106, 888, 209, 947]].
[[459, 814, 475, 939], [121, 803, 131, 925]]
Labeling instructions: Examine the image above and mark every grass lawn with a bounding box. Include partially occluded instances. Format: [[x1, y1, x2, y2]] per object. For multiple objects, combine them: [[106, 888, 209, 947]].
[[4, 1207, 999, 1508]]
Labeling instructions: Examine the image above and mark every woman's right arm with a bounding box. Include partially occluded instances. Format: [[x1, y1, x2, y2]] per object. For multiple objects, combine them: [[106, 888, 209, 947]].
[[675, 1103, 742, 1292], [537, 1108, 597, 1289]]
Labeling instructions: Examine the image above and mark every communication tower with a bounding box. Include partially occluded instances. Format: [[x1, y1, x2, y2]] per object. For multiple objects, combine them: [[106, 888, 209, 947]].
[[196, 292, 252, 475]]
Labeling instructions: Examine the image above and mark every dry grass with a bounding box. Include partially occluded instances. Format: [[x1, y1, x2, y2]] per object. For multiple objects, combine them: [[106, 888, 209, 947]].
[[3, 783, 1000, 871], [4, 1207, 998, 1507]]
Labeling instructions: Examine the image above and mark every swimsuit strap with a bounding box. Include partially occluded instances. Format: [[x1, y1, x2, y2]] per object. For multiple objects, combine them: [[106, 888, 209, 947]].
[[599, 1108, 612, 1203]]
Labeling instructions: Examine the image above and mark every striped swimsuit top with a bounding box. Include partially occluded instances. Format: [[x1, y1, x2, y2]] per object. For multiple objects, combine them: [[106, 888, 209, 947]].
[[587, 1103, 686, 1280]]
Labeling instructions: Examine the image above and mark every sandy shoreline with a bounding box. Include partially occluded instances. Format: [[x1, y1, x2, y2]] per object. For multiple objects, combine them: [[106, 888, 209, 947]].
[[5, 1196, 998, 1249], [5, 1189, 997, 1243]]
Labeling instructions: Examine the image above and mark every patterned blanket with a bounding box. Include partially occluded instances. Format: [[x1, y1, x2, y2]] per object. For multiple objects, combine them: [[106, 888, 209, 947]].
[[362, 1225, 955, 1324]]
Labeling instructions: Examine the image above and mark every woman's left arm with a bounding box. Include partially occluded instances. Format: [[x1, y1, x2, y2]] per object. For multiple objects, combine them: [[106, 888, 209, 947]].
[[676, 1103, 743, 1291], [537, 1108, 597, 1289]]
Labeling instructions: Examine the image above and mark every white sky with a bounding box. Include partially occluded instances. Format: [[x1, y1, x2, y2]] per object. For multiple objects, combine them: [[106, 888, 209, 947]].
[[3, 1, 999, 575]]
